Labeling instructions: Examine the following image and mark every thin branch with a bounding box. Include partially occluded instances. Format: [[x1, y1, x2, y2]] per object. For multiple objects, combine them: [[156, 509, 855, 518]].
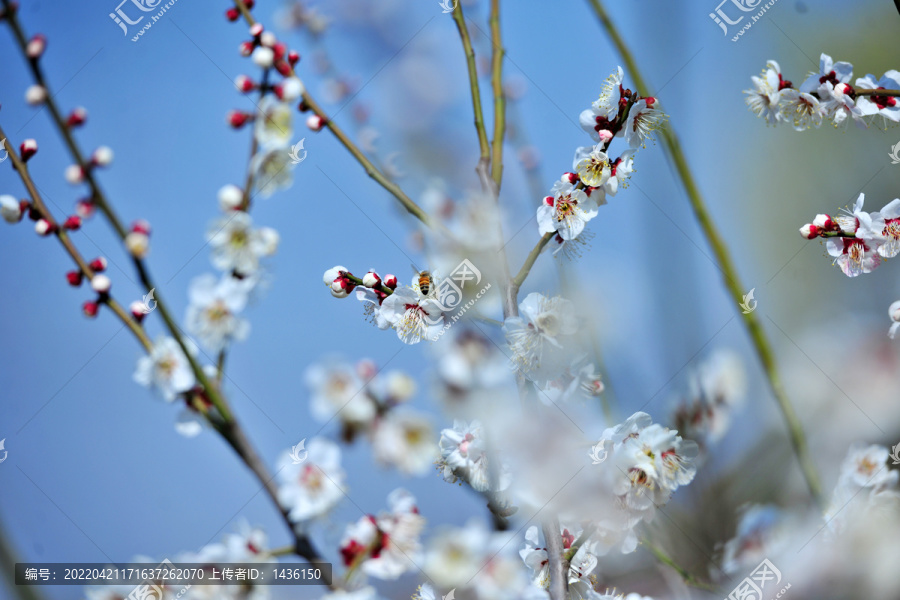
[[512, 232, 553, 288], [232, 0, 432, 228], [543, 518, 568, 600], [585, 0, 823, 507], [640, 538, 717, 592], [0, 129, 152, 352], [489, 0, 505, 188], [450, 2, 491, 167], [3, 2, 334, 573]]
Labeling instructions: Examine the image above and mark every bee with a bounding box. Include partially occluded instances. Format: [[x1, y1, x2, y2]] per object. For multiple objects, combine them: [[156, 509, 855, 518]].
[[412, 264, 434, 297]]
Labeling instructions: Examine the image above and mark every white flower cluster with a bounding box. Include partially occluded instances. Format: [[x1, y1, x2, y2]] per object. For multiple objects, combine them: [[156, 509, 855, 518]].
[[538, 67, 666, 257], [83, 522, 271, 600], [438, 419, 511, 493], [304, 356, 435, 475], [798, 193, 900, 278], [745, 53, 900, 130]]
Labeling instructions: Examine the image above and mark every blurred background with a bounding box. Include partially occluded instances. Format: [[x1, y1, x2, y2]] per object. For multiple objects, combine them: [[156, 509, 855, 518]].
[[2, 0, 900, 598]]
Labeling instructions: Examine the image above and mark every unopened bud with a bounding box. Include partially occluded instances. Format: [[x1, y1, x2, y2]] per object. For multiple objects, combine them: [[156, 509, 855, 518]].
[[91, 274, 111, 294], [26, 34, 46, 59], [66, 271, 83, 286], [0, 195, 24, 223], [89, 257, 107, 272], [63, 215, 81, 230], [218, 184, 244, 211], [25, 84, 47, 106], [83, 301, 100, 318], [65, 164, 84, 184], [66, 107, 88, 128], [383, 274, 398, 289], [362, 271, 380, 288], [20, 138, 38, 161], [306, 114, 326, 131], [91, 146, 114, 167], [34, 218, 55, 236]]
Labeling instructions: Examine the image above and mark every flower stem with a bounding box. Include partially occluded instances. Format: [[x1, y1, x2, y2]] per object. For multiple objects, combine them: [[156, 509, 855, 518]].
[[543, 518, 569, 600], [450, 2, 491, 166], [640, 538, 717, 592], [489, 0, 506, 188], [0, 128, 152, 352], [232, 1, 432, 228], [512, 232, 554, 289], [585, 0, 824, 507]]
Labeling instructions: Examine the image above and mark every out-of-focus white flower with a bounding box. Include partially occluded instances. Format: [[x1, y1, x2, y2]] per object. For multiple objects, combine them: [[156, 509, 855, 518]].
[[836, 443, 898, 491], [339, 488, 424, 580], [319, 587, 381, 600], [503, 292, 578, 377], [305, 358, 377, 429], [423, 520, 491, 588], [519, 524, 598, 591], [435, 329, 511, 391], [672, 349, 746, 446], [218, 184, 244, 211], [185, 274, 252, 353], [579, 67, 624, 142], [133, 336, 196, 402], [439, 419, 510, 492], [207, 212, 279, 276], [719, 504, 790, 575], [889, 300, 900, 339], [250, 142, 294, 198], [276, 437, 346, 522], [255, 97, 293, 146], [0, 195, 23, 224], [372, 410, 436, 476]]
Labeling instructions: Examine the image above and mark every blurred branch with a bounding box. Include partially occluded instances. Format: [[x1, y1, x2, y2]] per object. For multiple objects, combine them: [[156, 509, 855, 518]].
[[0, 128, 153, 352], [640, 538, 717, 592], [232, 0, 432, 228], [489, 0, 506, 188], [512, 232, 553, 289], [543, 518, 569, 600], [585, 0, 824, 507], [450, 2, 491, 168], [3, 2, 334, 575]]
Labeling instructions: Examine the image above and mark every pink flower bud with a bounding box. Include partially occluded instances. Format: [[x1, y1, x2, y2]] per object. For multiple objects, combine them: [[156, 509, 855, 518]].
[[89, 257, 107, 272], [0, 195, 24, 223], [306, 114, 326, 131], [131, 219, 152, 235], [65, 164, 84, 184], [812, 214, 834, 230], [362, 271, 380, 288], [20, 138, 37, 161], [63, 215, 81, 230], [130, 300, 148, 321], [562, 172, 578, 184], [356, 359, 377, 380], [66, 271, 83, 286], [249, 23, 264, 37], [276, 77, 304, 102], [235, 74, 256, 93], [66, 107, 87, 128], [26, 34, 46, 59], [274, 60, 292, 77], [228, 110, 252, 128], [383, 274, 398, 289], [288, 50, 300, 65], [83, 300, 99, 318], [260, 31, 276, 48], [544, 195, 554, 206], [225, 7, 240, 21], [34, 218, 55, 236], [251, 46, 274, 68], [239, 41, 254, 57], [799, 223, 817, 239], [91, 146, 113, 167], [218, 184, 244, 211], [75, 198, 95, 219], [25, 84, 46, 105], [272, 42, 286, 61], [125, 231, 150, 258], [91, 274, 111, 294], [598, 129, 614, 144]]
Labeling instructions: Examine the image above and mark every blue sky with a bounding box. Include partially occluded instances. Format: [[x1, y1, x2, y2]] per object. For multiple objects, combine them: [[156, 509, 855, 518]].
[[2, 0, 900, 598]]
